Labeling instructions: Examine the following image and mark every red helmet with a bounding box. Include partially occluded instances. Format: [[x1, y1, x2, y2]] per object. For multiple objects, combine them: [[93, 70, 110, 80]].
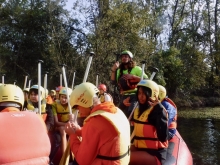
[[55, 86, 62, 92], [98, 84, 107, 92]]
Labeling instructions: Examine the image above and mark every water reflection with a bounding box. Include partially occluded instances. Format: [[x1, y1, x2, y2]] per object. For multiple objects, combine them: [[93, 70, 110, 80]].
[[178, 117, 220, 165]]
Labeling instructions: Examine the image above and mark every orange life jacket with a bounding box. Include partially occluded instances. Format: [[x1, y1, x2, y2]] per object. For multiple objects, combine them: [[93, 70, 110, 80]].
[[133, 106, 168, 149], [0, 111, 50, 164]]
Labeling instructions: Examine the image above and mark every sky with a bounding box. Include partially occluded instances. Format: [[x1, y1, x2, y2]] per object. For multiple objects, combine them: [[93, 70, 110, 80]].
[[64, 0, 74, 12]]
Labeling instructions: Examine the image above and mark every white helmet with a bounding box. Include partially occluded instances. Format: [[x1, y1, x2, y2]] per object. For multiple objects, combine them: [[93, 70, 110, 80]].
[[70, 82, 99, 108], [158, 85, 167, 101], [0, 84, 24, 109], [30, 85, 45, 100], [59, 87, 72, 97]]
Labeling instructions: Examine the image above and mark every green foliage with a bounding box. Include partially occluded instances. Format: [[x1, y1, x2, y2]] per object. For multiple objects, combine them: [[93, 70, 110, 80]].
[[0, 0, 220, 107]]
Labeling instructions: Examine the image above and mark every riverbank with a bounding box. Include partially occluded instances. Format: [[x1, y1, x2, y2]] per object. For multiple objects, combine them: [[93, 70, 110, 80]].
[[178, 107, 220, 119]]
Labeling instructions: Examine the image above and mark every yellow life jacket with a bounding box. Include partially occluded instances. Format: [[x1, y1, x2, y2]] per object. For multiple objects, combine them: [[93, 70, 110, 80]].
[[133, 106, 168, 149], [84, 108, 130, 164], [27, 99, 47, 121], [27, 99, 46, 113], [53, 100, 73, 122]]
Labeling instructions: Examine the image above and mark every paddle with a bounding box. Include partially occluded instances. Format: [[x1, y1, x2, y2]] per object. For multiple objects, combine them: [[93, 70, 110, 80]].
[[23, 75, 28, 90], [28, 79, 32, 88], [113, 53, 120, 105], [38, 60, 43, 115], [43, 72, 48, 99], [83, 52, 94, 83], [61, 64, 72, 116], [71, 71, 76, 90], [2, 74, 5, 84], [96, 73, 99, 87], [149, 67, 159, 80], [60, 73, 63, 87]]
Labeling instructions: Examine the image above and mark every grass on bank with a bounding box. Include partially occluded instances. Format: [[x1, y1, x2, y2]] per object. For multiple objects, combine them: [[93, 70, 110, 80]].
[[178, 107, 220, 119]]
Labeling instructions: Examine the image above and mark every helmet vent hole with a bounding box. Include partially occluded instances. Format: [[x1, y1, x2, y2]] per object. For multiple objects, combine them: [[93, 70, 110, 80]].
[[80, 99, 87, 104], [2, 96, 8, 100], [14, 96, 19, 101]]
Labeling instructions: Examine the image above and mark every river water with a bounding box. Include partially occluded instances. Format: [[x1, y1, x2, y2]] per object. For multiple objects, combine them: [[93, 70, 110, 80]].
[[178, 117, 220, 165]]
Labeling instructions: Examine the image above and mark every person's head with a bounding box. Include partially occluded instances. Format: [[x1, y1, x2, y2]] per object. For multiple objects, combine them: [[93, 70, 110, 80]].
[[118, 50, 136, 76], [50, 90, 56, 98], [59, 87, 72, 105], [120, 50, 133, 64], [0, 84, 24, 111], [98, 84, 107, 95], [70, 82, 100, 112], [29, 85, 45, 103], [55, 86, 62, 99], [136, 80, 159, 105], [158, 85, 167, 101], [23, 88, 30, 101]]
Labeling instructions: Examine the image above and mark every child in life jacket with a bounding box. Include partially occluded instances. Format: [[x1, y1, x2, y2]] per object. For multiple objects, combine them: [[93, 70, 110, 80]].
[[23, 84, 54, 132], [129, 80, 168, 165], [98, 84, 113, 103], [52, 87, 73, 154], [158, 85, 177, 140]]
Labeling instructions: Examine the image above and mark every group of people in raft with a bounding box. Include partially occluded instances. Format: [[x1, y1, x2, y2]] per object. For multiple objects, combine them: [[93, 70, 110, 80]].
[[0, 50, 177, 165]]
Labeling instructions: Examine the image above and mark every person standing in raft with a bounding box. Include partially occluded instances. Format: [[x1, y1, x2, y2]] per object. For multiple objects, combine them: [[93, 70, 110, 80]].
[[129, 80, 168, 165], [110, 50, 148, 118], [65, 82, 130, 165]]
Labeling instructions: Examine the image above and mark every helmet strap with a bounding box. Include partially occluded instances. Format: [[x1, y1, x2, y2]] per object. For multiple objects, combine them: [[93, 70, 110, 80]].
[[0, 102, 21, 108]]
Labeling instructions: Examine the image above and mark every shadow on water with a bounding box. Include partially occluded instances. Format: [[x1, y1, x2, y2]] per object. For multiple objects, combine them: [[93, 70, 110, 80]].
[[178, 117, 220, 165]]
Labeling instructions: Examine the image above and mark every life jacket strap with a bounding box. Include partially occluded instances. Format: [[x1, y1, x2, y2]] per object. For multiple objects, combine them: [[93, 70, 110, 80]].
[[132, 119, 151, 125], [96, 146, 130, 160], [134, 136, 158, 141], [57, 112, 70, 115]]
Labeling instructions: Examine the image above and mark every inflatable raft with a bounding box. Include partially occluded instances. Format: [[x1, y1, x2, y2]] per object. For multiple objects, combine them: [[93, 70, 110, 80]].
[[0, 111, 193, 165], [164, 130, 193, 165]]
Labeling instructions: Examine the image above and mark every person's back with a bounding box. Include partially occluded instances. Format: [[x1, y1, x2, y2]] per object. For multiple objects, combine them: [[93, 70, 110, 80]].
[[0, 84, 51, 165], [65, 82, 130, 165]]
